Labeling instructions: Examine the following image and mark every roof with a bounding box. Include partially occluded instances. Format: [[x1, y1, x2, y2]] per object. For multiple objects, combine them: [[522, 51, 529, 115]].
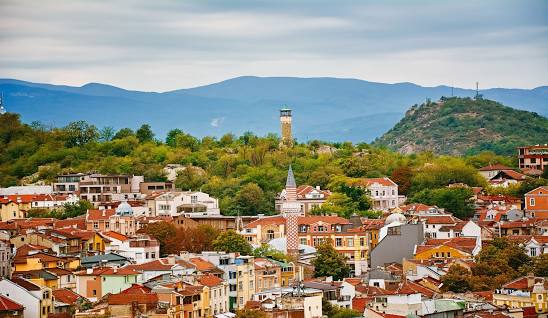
[[10, 277, 42, 291], [108, 293, 158, 305], [359, 177, 397, 187], [75, 267, 139, 276], [502, 276, 547, 291], [52, 288, 83, 305], [415, 237, 477, 256], [498, 218, 537, 229], [81, 253, 129, 265], [286, 165, 296, 188], [525, 186, 548, 195], [479, 164, 513, 171], [494, 170, 527, 180], [189, 257, 219, 272], [120, 284, 152, 294], [101, 231, 128, 241], [352, 297, 368, 313], [420, 215, 461, 225], [295, 185, 331, 199], [125, 259, 177, 271], [197, 274, 224, 287], [244, 215, 352, 229], [86, 209, 115, 221], [0, 294, 24, 311], [13, 252, 67, 264]]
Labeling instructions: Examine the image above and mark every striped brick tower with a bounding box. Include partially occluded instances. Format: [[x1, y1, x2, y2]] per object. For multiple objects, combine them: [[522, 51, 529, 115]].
[[281, 165, 302, 259]]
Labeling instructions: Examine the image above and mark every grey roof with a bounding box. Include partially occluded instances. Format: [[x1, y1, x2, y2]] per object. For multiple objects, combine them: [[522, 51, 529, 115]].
[[81, 253, 129, 267], [286, 165, 296, 188]]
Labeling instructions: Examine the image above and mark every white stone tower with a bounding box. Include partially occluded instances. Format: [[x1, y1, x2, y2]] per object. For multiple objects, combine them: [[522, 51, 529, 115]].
[[0, 93, 6, 115], [281, 165, 302, 258]]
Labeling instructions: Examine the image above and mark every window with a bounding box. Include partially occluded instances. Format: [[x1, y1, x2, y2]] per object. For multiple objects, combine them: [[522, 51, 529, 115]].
[[239, 297, 244, 305], [435, 252, 439, 258], [267, 230, 275, 240], [191, 195, 198, 203], [335, 238, 342, 247], [360, 237, 365, 246], [300, 238, 307, 245], [530, 198, 536, 206], [392, 190, 395, 195], [238, 282, 243, 291], [387, 226, 401, 235], [531, 248, 537, 257], [347, 238, 354, 247], [93, 222, 99, 229], [43, 291, 50, 299], [447, 252, 451, 258], [92, 289, 97, 296]]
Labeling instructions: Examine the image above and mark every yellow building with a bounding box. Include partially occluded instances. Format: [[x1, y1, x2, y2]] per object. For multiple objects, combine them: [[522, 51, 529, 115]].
[[413, 237, 477, 261], [254, 258, 282, 293], [493, 275, 548, 314], [0, 195, 33, 221], [13, 252, 75, 272]]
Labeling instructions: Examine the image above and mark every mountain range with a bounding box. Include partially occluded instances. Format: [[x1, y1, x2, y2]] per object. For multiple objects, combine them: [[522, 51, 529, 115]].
[[1, 76, 546, 142]]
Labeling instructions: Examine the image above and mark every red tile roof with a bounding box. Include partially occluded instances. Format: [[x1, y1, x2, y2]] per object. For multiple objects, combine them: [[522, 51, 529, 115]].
[[189, 257, 218, 271], [415, 237, 477, 256], [108, 293, 158, 305], [52, 288, 83, 305], [295, 185, 331, 199], [359, 177, 398, 187], [479, 164, 513, 171], [86, 209, 115, 221], [499, 219, 537, 229], [0, 294, 24, 311], [420, 215, 461, 224], [352, 297, 369, 313], [120, 284, 152, 294], [101, 231, 128, 241], [245, 215, 351, 228], [125, 259, 176, 271], [198, 274, 224, 287]]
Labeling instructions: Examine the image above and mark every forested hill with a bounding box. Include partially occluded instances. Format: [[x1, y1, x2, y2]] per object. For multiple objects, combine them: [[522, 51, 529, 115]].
[[374, 97, 548, 156]]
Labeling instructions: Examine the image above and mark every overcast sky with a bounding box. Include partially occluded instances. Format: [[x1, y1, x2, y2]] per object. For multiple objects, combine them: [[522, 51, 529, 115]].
[[1, 0, 547, 91]]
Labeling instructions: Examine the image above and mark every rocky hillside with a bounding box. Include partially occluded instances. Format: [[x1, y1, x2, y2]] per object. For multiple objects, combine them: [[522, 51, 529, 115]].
[[374, 97, 548, 156]]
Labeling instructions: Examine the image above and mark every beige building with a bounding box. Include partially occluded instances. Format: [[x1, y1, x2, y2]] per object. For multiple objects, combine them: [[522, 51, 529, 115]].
[[493, 275, 548, 315]]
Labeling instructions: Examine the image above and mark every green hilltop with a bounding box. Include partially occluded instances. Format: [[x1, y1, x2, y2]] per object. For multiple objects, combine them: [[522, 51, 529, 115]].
[[374, 97, 548, 156]]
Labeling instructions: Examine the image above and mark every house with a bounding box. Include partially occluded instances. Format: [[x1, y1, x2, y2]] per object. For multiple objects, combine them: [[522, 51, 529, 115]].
[[80, 252, 132, 269], [525, 186, 548, 219], [52, 288, 86, 316], [275, 185, 332, 215], [106, 285, 160, 317], [495, 218, 538, 236], [250, 286, 323, 318], [370, 214, 424, 269], [488, 170, 527, 187], [478, 164, 514, 180], [241, 215, 369, 275], [0, 195, 33, 221], [0, 240, 11, 278], [254, 258, 282, 293], [0, 294, 24, 318], [413, 237, 481, 260], [74, 267, 139, 301], [75, 174, 145, 204], [146, 191, 220, 216], [197, 274, 230, 316], [12, 251, 76, 273], [419, 215, 463, 239], [518, 145, 548, 170], [358, 178, 401, 211], [361, 219, 384, 250], [0, 277, 53, 318], [102, 232, 160, 264], [493, 275, 548, 314], [507, 235, 548, 257], [29, 194, 79, 210], [85, 203, 137, 236], [125, 257, 196, 283]]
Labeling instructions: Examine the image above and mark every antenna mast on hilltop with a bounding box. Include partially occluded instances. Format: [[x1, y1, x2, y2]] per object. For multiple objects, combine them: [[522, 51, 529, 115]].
[[475, 82, 479, 99], [0, 92, 6, 115]]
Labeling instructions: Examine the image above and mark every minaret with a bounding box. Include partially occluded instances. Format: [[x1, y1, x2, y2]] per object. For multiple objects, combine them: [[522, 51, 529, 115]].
[[0, 93, 6, 115], [281, 165, 301, 259], [280, 108, 293, 146]]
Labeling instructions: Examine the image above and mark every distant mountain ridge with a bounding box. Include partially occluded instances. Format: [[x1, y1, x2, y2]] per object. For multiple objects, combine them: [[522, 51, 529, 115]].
[[1, 76, 546, 142], [374, 97, 548, 155]]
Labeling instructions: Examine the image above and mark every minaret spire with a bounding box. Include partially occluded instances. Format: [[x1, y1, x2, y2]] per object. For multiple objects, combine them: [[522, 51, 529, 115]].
[[281, 165, 301, 260]]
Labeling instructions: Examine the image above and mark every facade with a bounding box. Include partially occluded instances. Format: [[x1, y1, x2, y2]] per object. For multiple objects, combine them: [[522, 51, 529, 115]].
[[0, 195, 33, 221], [75, 267, 139, 301], [0, 277, 53, 318], [525, 186, 548, 219], [359, 178, 401, 211], [518, 145, 548, 170], [493, 275, 548, 315], [0, 294, 24, 318], [85, 203, 137, 236], [478, 164, 514, 180], [254, 258, 282, 293], [102, 232, 160, 264], [275, 185, 331, 215], [0, 240, 11, 278], [197, 274, 230, 316], [147, 191, 221, 216], [55, 174, 146, 204]]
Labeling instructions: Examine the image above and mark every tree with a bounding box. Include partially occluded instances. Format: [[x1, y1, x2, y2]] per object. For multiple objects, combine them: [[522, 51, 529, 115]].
[[441, 264, 471, 292], [235, 309, 266, 318], [253, 244, 291, 262], [233, 183, 269, 215], [138, 222, 178, 255], [136, 124, 154, 143], [62, 200, 93, 219], [410, 187, 475, 219], [113, 127, 135, 139], [175, 166, 208, 191], [312, 240, 350, 280], [213, 230, 253, 255], [166, 129, 183, 147], [390, 166, 413, 195], [533, 254, 548, 277], [99, 126, 115, 142], [332, 308, 361, 318], [63, 121, 99, 147]]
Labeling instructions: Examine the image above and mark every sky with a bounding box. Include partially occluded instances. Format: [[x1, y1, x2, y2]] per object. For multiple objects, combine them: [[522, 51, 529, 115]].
[[1, 0, 547, 91]]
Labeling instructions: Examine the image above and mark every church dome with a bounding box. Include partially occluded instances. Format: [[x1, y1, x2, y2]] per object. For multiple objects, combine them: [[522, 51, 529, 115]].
[[116, 201, 133, 216], [385, 212, 406, 225]]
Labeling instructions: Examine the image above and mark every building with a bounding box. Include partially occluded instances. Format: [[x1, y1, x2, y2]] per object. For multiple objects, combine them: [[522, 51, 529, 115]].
[[275, 185, 331, 215], [493, 275, 548, 315], [146, 191, 220, 216], [102, 232, 160, 264], [0, 294, 24, 318], [525, 186, 548, 219], [478, 164, 514, 180], [413, 237, 481, 261], [280, 108, 293, 146], [74, 267, 139, 301], [0, 195, 33, 221], [0, 277, 53, 318], [254, 258, 282, 293], [518, 145, 548, 170], [281, 165, 302, 259], [0, 240, 11, 278], [359, 178, 401, 211], [370, 214, 424, 269], [197, 274, 230, 316], [85, 202, 137, 236]]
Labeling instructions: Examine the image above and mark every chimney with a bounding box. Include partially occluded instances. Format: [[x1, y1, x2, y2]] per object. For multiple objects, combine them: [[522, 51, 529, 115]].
[[167, 255, 176, 265], [86, 268, 93, 275], [113, 268, 117, 273], [527, 273, 535, 288], [316, 186, 320, 190], [102, 210, 105, 217]]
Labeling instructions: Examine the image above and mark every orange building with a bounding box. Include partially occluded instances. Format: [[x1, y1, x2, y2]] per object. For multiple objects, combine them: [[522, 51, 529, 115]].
[[525, 186, 548, 219], [518, 145, 548, 170]]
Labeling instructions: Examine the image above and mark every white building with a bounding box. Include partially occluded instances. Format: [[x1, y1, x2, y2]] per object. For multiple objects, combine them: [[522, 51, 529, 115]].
[[147, 191, 220, 217], [30, 194, 79, 210], [359, 177, 402, 210], [0, 277, 53, 318], [102, 232, 160, 264], [125, 256, 196, 283], [0, 185, 53, 195]]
